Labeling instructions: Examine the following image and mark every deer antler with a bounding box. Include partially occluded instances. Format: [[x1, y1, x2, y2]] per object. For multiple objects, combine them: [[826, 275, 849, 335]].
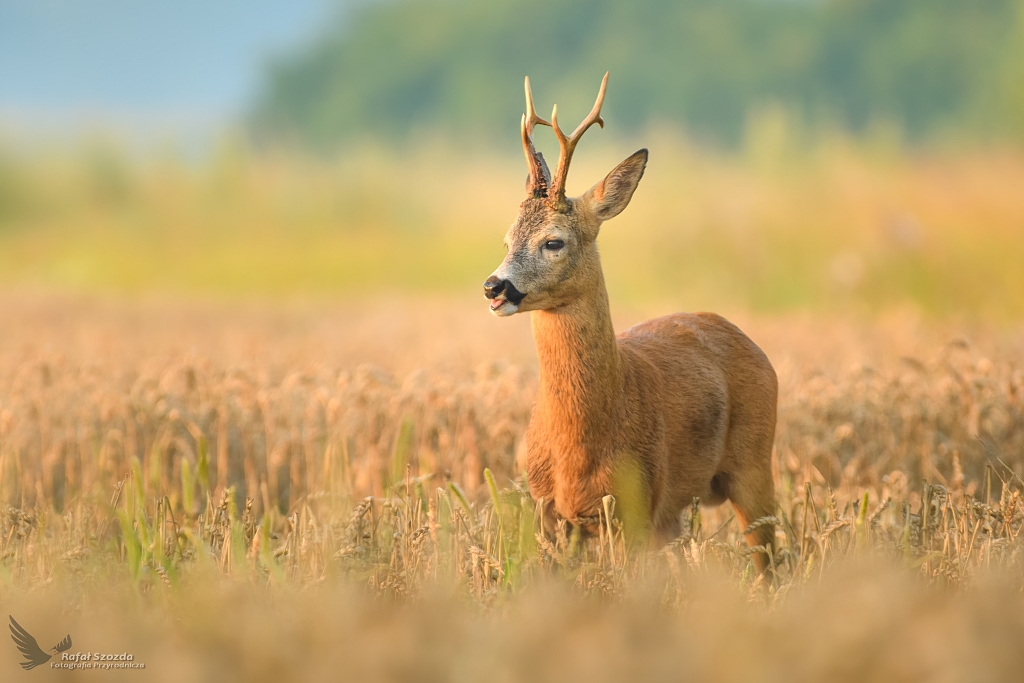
[[549, 72, 608, 209], [522, 76, 552, 199]]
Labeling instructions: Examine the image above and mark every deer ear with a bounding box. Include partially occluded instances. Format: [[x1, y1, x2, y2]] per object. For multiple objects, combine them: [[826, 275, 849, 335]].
[[581, 149, 647, 222]]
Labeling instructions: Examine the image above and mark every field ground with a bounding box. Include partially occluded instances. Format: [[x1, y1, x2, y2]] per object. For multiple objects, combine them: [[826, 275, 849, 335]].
[[1, 293, 1023, 681]]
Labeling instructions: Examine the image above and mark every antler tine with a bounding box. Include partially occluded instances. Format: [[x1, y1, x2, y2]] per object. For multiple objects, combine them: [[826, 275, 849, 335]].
[[549, 72, 609, 207], [524, 76, 552, 131], [522, 76, 552, 198]]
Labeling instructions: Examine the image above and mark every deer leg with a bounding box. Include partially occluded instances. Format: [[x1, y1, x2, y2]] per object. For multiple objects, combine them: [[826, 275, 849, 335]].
[[727, 467, 776, 577], [652, 516, 681, 547]]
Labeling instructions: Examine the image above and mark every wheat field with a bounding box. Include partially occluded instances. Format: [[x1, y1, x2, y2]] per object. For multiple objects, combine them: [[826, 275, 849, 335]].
[[2, 141, 1024, 680], [0, 291, 1023, 681]]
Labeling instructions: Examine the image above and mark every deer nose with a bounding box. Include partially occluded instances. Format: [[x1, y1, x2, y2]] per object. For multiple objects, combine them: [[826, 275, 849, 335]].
[[483, 276, 506, 299]]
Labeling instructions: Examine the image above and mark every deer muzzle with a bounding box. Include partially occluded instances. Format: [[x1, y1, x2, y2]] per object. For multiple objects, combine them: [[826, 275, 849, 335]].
[[483, 276, 526, 316]]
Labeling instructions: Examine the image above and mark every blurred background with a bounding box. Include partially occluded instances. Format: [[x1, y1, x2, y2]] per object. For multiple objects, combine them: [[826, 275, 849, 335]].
[[1, 0, 1023, 316], [3, 10, 1024, 660]]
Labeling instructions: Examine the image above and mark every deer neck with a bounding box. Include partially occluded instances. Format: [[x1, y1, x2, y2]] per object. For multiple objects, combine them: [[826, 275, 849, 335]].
[[530, 270, 622, 470]]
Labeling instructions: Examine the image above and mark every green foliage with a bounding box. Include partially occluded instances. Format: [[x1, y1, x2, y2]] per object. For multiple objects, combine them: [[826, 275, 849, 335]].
[[611, 458, 650, 549], [181, 459, 195, 516], [2, 140, 1024, 315], [0, 144, 32, 226], [388, 417, 416, 493], [252, 0, 1024, 149], [196, 434, 210, 494], [448, 481, 472, 519]]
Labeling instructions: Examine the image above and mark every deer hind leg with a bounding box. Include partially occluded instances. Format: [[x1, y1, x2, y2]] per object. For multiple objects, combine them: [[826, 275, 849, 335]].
[[652, 515, 682, 548], [726, 465, 777, 577]]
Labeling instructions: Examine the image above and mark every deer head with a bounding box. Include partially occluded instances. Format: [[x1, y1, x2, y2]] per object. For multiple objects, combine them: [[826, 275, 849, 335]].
[[484, 72, 648, 316]]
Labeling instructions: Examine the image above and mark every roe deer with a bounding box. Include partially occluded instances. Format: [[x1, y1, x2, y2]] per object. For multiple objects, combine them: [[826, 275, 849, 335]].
[[483, 73, 778, 573]]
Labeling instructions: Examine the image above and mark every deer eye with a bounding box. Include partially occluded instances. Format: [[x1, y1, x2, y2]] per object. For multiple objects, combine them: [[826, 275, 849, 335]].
[[544, 239, 565, 251]]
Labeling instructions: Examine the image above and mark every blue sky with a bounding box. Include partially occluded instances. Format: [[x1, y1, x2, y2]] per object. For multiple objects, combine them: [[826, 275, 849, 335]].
[[0, 0, 336, 134]]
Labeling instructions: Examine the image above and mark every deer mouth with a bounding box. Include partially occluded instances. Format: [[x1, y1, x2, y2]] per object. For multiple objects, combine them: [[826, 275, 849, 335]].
[[487, 280, 526, 316], [489, 296, 518, 316]]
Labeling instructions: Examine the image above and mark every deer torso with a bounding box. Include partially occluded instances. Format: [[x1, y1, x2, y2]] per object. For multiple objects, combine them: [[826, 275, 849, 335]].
[[524, 274, 755, 533]]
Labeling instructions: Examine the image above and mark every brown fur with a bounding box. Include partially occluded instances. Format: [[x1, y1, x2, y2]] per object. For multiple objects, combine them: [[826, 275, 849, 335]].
[[487, 148, 778, 574]]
